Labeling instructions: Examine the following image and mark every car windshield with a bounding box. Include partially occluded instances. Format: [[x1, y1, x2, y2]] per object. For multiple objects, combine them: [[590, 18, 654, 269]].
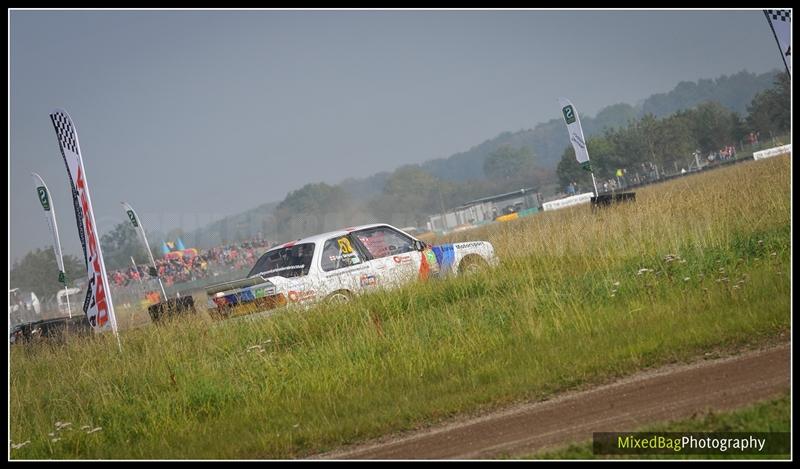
[[353, 226, 415, 259], [248, 243, 315, 278]]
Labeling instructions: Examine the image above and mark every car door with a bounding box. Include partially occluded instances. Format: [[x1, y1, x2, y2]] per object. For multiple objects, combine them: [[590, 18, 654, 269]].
[[350, 226, 422, 289], [319, 234, 375, 295]]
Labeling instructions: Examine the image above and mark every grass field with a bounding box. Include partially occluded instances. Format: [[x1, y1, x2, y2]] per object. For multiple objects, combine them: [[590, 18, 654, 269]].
[[530, 392, 790, 459], [9, 155, 791, 459]]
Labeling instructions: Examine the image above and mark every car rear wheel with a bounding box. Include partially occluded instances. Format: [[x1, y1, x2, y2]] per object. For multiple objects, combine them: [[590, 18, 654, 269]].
[[326, 290, 352, 304], [458, 255, 488, 275]]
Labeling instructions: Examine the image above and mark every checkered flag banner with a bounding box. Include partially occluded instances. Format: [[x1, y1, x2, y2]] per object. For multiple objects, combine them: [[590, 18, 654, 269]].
[[49, 109, 118, 334], [764, 9, 791, 75]]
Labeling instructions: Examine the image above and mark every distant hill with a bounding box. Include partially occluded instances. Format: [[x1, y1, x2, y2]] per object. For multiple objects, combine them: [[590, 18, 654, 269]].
[[188, 69, 782, 244], [409, 69, 780, 184], [640, 70, 778, 118], [418, 101, 642, 184], [185, 201, 279, 249]]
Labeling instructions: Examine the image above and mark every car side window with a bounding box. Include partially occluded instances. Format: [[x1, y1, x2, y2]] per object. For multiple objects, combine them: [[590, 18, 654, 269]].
[[353, 227, 415, 259], [320, 236, 364, 272]]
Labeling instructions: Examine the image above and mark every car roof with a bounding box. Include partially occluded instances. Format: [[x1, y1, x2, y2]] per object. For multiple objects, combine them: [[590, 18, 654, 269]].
[[269, 223, 403, 251]]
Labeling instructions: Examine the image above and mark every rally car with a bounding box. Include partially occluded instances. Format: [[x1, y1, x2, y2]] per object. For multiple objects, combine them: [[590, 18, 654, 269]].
[[206, 223, 498, 318]]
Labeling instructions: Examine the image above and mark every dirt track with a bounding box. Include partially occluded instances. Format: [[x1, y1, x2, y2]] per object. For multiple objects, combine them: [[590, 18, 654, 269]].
[[317, 344, 790, 459]]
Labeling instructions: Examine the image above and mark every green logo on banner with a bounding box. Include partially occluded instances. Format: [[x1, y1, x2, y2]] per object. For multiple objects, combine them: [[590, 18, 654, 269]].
[[581, 161, 592, 172], [37, 186, 50, 211], [562, 105, 576, 124], [58, 271, 66, 284], [127, 210, 139, 227]]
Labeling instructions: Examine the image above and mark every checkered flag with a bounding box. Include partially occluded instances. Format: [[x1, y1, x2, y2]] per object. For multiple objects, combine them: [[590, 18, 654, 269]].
[[47, 108, 120, 337], [767, 10, 791, 23], [49, 109, 88, 268], [764, 9, 791, 75], [50, 110, 80, 155]]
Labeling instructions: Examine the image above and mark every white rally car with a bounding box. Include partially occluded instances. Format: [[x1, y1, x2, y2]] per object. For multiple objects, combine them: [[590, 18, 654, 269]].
[[206, 223, 498, 318]]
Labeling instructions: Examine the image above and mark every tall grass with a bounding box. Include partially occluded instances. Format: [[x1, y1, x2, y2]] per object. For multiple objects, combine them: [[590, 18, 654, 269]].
[[9, 156, 791, 459]]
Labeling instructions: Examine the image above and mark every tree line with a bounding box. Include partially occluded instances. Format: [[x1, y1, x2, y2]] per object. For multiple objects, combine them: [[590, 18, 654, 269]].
[[556, 73, 790, 188]]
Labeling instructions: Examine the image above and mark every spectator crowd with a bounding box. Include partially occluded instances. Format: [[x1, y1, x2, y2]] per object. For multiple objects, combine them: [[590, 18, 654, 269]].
[[109, 239, 273, 288], [706, 145, 737, 163]]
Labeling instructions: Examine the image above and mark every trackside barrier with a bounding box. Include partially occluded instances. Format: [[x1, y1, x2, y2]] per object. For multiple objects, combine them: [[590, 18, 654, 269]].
[[753, 144, 791, 160], [495, 213, 519, 222], [148, 297, 196, 323], [11, 315, 93, 344], [591, 192, 636, 208], [542, 192, 595, 211]]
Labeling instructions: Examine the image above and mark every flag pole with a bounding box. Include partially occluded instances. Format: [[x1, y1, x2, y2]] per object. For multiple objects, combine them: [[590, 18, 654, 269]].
[[121, 202, 167, 301], [581, 161, 600, 197], [131, 256, 144, 284], [31, 172, 73, 318], [61, 280, 72, 319]]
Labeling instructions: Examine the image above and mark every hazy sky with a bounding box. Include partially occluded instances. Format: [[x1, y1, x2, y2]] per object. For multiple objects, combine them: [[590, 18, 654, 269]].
[[9, 9, 785, 262]]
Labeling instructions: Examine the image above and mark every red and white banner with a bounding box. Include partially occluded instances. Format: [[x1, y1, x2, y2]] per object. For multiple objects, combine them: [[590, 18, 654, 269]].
[[49, 109, 118, 333]]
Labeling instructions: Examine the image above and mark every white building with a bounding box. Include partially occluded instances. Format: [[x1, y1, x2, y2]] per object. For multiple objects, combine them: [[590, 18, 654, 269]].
[[427, 188, 541, 232]]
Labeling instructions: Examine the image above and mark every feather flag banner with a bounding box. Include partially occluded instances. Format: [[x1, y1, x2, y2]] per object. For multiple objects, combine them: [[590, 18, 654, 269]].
[[49, 109, 119, 336], [558, 97, 598, 195]]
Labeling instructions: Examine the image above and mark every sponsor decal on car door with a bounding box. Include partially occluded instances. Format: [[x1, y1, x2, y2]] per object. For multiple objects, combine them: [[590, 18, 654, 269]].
[[321, 235, 375, 294]]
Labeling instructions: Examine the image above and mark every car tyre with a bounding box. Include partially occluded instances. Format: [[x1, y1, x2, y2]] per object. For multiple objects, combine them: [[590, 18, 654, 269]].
[[326, 290, 352, 304], [458, 255, 488, 275]]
